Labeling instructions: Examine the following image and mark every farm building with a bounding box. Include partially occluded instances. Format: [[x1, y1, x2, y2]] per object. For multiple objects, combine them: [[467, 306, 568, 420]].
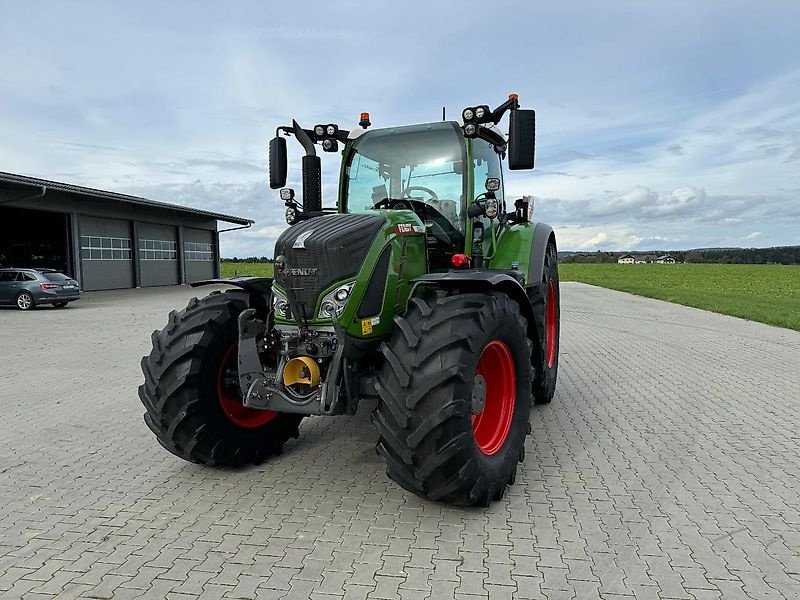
[[0, 171, 252, 291]]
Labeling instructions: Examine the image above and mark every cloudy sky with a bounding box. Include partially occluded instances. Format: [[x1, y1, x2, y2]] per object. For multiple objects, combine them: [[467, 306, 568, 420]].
[[2, 1, 799, 256]]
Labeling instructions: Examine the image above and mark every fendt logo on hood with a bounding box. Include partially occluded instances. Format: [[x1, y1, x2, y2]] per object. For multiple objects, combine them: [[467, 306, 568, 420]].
[[274, 255, 317, 277], [286, 267, 318, 276], [292, 230, 315, 249]]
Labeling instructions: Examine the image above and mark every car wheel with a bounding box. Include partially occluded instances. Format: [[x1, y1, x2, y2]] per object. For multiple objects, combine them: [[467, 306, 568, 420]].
[[16, 292, 35, 311]]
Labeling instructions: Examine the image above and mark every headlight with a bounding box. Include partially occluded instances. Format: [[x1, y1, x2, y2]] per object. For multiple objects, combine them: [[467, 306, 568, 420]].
[[334, 286, 350, 302], [475, 106, 486, 120], [462, 107, 474, 121], [272, 287, 291, 319], [464, 123, 478, 137], [318, 282, 355, 319], [326, 124, 337, 136], [314, 125, 324, 137], [285, 206, 297, 225], [484, 198, 499, 219]]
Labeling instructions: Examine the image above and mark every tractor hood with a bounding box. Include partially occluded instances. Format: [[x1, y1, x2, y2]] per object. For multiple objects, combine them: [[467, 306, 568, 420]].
[[273, 213, 387, 319]]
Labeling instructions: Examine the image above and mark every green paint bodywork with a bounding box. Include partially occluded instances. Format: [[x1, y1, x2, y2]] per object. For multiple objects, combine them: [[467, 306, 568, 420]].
[[488, 222, 536, 286], [276, 125, 541, 340]]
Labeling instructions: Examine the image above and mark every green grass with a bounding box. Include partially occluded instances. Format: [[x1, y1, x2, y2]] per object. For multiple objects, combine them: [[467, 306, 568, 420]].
[[220, 261, 274, 278], [559, 263, 800, 331]]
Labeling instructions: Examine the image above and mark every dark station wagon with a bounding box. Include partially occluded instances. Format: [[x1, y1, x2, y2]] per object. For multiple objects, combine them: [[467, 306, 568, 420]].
[[0, 268, 80, 310]]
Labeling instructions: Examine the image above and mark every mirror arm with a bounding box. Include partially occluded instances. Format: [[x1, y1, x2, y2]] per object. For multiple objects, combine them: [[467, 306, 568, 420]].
[[489, 96, 520, 125]]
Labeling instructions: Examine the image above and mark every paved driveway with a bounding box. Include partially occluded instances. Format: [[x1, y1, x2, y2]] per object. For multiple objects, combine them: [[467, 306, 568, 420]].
[[0, 283, 798, 599]]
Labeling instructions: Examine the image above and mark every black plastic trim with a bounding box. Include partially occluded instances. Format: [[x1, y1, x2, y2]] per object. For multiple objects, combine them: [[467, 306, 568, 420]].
[[357, 245, 391, 318]]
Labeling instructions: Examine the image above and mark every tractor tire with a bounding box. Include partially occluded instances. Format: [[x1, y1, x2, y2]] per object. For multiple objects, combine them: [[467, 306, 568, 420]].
[[531, 240, 560, 404], [373, 292, 532, 506], [139, 290, 303, 467]]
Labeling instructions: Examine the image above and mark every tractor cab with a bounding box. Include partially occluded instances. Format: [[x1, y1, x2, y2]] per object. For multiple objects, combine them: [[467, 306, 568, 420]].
[[341, 121, 498, 270], [270, 95, 535, 273]]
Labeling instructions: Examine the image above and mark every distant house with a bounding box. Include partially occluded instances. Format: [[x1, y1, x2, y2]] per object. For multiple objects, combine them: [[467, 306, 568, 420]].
[[617, 253, 677, 264]]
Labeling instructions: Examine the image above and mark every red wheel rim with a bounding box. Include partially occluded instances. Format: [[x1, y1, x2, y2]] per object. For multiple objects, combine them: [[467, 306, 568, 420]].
[[545, 278, 557, 369], [217, 343, 277, 428], [471, 340, 516, 456]]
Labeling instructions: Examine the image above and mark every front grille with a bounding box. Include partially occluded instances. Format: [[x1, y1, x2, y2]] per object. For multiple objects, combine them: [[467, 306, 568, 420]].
[[274, 214, 386, 318]]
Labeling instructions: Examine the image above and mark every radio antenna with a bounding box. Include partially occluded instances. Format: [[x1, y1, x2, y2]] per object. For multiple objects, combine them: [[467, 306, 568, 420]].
[[442, 106, 446, 121]]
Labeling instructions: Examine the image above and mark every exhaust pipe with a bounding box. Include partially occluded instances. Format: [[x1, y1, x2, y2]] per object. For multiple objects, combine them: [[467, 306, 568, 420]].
[[292, 120, 322, 213]]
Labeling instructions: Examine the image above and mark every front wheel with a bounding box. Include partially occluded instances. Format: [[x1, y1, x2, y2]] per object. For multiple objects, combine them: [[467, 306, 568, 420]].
[[373, 292, 532, 506], [16, 292, 35, 311], [139, 290, 303, 466]]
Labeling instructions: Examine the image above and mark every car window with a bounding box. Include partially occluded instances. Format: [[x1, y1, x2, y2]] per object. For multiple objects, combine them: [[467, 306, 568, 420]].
[[0, 272, 16, 282], [22, 272, 38, 281], [42, 272, 70, 282]]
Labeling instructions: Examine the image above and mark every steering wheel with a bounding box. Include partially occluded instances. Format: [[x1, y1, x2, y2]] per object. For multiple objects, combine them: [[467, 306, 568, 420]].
[[371, 197, 462, 248], [402, 185, 438, 202]]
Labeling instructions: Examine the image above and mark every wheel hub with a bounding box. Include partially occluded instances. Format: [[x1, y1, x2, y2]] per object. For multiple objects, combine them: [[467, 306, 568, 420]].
[[545, 278, 557, 368], [471, 374, 487, 415], [471, 340, 516, 455]]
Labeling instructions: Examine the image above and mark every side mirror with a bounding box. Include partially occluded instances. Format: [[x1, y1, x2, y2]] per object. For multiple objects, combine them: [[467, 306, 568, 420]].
[[508, 109, 535, 170], [269, 136, 288, 189]]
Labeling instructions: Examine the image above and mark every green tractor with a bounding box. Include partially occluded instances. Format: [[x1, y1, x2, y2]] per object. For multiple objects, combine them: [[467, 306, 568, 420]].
[[139, 95, 560, 506]]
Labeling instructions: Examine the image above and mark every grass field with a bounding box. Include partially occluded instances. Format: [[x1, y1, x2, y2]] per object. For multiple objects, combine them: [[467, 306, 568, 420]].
[[560, 263, 800, 331], [221, 261, 274, 278]]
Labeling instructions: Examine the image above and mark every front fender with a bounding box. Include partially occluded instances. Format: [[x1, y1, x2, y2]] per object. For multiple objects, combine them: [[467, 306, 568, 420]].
[[409, 270, 542, 366], [190, 276, 273, 314]]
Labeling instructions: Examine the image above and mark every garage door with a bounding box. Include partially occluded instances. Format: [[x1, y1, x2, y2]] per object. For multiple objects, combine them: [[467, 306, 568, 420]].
[[184, 228, 216, 282], [138, 223, 179, 287], [79, 216, 134, 291]]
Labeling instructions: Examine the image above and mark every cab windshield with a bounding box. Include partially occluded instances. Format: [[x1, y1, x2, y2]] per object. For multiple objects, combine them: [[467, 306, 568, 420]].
[[342, 122, 467, 232]]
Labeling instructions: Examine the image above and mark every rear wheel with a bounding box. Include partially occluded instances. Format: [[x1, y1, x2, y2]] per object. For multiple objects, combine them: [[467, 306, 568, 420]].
[[16, 292, 35, 311], [139, 290, 303, 466], [373, 292, 531, 506], [531, 240, 560, 404]]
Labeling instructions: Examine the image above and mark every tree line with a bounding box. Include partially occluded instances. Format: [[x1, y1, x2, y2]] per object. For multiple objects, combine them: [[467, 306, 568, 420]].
[[222, 256, 274, 263], [560, 246, 800, 265]]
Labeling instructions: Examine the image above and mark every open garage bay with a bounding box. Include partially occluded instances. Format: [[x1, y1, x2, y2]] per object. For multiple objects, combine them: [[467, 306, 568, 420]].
[[0, 283, 798, 599]]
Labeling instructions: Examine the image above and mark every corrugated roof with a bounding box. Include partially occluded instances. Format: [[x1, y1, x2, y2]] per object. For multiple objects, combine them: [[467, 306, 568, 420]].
[[0, 171, 253, 226]]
